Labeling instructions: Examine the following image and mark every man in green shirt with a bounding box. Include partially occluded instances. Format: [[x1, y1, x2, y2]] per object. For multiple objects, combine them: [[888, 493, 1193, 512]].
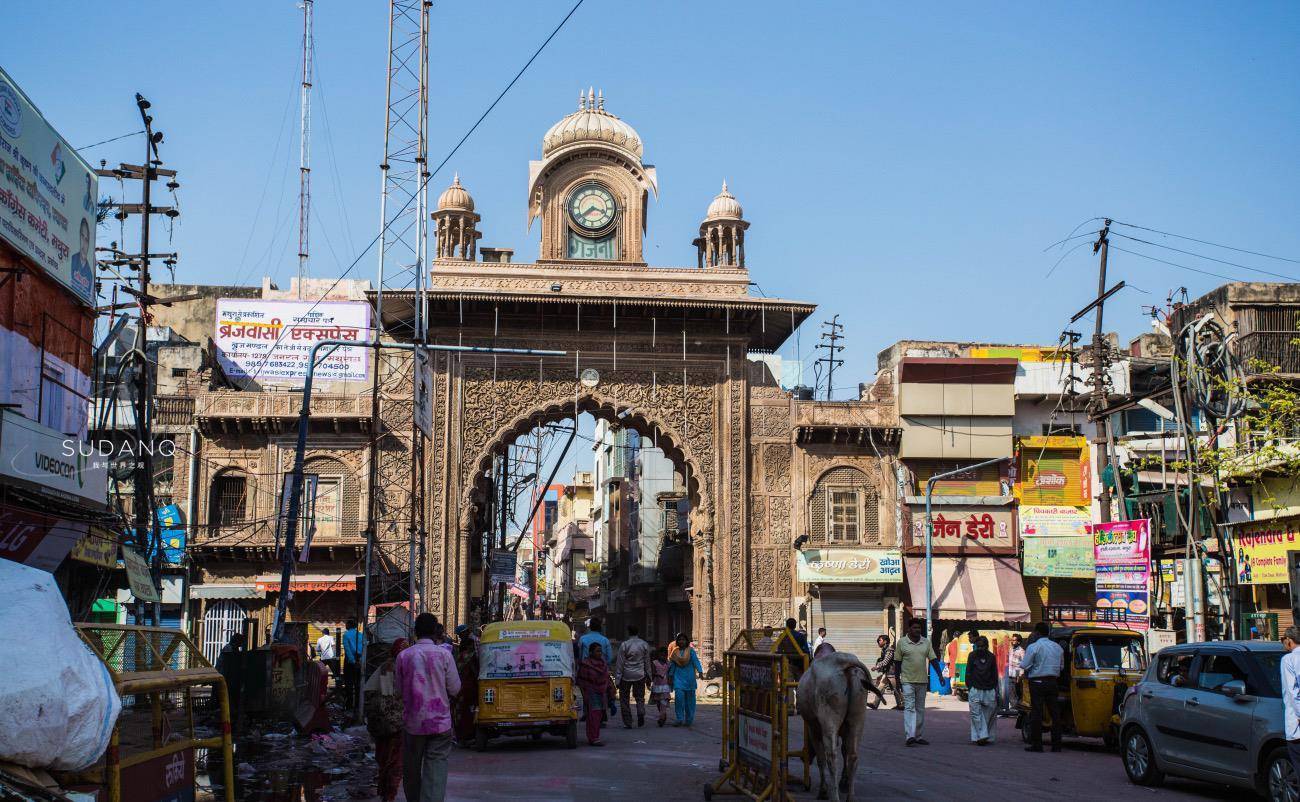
[[895, 619, 940, 746]]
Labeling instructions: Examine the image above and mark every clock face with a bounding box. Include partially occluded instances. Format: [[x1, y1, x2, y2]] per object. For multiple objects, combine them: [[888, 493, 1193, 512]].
[[568, 184, 617, 231]]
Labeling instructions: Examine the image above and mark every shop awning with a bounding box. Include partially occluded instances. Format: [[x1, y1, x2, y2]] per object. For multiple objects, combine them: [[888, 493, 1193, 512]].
[[190, 583, 265, 600], [255, 574, 357, 593], [904, 556, 1030, 623]]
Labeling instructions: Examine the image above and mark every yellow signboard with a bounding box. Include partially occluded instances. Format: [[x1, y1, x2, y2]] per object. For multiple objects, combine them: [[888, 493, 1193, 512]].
[[69, 527, 118, 567], [1234, 517, 1300, 585]]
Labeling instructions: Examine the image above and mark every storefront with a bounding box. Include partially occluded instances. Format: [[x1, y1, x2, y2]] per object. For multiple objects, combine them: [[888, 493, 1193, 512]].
[[902, 501, 1031, 628], [1231, 513, 1299, 634], [798, 547, 903, 659]]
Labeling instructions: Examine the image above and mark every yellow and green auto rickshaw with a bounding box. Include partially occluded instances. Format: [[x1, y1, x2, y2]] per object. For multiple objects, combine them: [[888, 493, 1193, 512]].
[[474, 620, 580, 750], [1016, 625, 1147, 748]]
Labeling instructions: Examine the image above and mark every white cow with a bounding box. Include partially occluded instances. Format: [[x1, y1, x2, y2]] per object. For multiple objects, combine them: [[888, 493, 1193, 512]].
[[795, 651, 884, 802]]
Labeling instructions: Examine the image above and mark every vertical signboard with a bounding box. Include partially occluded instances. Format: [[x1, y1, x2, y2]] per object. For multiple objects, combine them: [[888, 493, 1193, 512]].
[[1090, 519, 1151, 630], [0, 67, 97, 305]]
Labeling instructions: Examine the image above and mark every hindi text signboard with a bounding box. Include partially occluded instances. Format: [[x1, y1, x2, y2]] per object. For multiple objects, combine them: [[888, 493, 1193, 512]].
[[0, 67, 97, 305], [214, 299, 370, 385], [1022, 536, 1095, 578], [1090, 519, 1151, 629], [796, 548, 903, 583]]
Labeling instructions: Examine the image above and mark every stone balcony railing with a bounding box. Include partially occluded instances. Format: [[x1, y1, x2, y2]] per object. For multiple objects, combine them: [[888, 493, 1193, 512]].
[[194, 391, 372, 434], [190, 520, 366, 549], [793, 399, 897, 429]]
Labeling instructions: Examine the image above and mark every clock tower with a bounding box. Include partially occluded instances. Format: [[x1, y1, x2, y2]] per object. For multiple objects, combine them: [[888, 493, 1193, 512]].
[[528, 89, 658, 264]]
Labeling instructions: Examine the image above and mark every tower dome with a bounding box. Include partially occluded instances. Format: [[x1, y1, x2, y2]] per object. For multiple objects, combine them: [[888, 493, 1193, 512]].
[[542, 88, 643, 159], [437, 174, 474, 212], [704, 180, 743, 221]]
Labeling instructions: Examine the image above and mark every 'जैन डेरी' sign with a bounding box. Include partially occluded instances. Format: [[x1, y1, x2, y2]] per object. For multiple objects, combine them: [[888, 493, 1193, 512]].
[[214, 299, 371, 385]]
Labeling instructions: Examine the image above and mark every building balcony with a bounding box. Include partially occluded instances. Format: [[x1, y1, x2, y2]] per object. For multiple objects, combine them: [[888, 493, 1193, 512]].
[[194, 391, 373, 435], [1237, 331, 1300, 376], [189, 520, 367, 551], [793, 400, 900, 446]]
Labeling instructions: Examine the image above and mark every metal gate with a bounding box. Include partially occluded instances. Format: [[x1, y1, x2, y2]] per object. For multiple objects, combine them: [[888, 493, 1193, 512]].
[[809, 588, 885, 664], [203, 600, 245, 665]]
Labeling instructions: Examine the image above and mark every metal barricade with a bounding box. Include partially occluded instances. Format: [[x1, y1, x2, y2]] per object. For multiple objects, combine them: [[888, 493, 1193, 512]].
[[707, 628, 809, 801], [56, 624, 235, 802]]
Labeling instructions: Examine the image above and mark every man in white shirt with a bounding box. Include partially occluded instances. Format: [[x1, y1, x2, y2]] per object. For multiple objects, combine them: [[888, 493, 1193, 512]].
[[812, 627, 827, 654], [1020, 621, 1065, 753], [1281, 627, 1300, 778], [316, 629, 340, 686]]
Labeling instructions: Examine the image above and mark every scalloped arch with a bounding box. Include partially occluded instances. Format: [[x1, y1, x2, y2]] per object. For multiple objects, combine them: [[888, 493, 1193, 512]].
[[460, 391, 712, 515]]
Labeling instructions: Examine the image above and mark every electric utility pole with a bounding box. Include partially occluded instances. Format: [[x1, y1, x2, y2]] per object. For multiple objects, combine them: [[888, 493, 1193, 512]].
[[815, 315, 845, 401], [97, 94, 179, 626], [1068, 219, 1125, 523]]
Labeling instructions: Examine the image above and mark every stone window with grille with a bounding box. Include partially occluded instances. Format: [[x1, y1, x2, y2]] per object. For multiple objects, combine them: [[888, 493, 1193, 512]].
[[209, 472, 247, 526], [809, 467, 879, 545]]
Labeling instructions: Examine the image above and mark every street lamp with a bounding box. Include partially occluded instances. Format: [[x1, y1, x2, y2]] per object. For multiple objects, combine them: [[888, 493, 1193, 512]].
[[923, 455, 1012, 641]]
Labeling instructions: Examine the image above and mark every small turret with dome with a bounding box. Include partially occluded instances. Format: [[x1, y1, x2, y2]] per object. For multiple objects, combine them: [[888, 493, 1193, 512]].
[[432, 174, 481, 260], [694, 180, 749, 268]]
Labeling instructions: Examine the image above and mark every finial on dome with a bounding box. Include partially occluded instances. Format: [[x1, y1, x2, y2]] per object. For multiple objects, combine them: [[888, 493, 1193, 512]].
[[588, 87, 595, 108], [721, 179, 729, 194], [452, 172, 461, 186], [597, 89, 604, 111], [578, 89, 585, 111]]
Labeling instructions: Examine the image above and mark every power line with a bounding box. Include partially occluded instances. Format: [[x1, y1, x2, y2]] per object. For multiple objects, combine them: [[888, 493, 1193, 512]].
[[1110, 244, 1240, 283], [242, 0, 586, 383], [78, 130, 145, 151], [1110, 231, 1300, 282], [1111, 219, 1300, 265]]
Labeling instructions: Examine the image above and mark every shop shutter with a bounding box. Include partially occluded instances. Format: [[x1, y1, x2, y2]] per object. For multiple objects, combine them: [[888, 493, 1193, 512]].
[[809, 589, 885, 666]]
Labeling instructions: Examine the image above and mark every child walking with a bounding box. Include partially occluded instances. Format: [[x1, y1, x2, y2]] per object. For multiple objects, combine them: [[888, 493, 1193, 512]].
[[650, 647, 672, 726]]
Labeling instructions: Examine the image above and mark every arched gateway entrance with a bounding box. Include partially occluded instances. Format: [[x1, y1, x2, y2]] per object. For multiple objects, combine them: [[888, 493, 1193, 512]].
[[373, 93, 816, 667]]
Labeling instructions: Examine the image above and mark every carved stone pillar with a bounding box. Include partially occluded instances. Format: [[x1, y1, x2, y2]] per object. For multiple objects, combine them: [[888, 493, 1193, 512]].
[[691, 504, 717, 668]]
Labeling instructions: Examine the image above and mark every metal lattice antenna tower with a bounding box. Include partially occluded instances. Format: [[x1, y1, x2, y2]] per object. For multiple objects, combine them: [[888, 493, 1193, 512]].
[[297, 0, 313, 298], [364, 0, 430, 656]]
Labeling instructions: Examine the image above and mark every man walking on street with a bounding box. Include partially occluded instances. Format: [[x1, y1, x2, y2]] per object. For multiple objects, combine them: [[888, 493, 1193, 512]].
[[1280, 627, 1300, 780], [343, 618, 365, 710], [896, 620, 939, 746], [966, 637, 999, 745], [580, 617, 612, 664], [317, 627, 339, 687], [615, 624, 653, 728], [873, 634, 903, 709], [1021, 621, 1065, 753], [395, 613, 461, 802]]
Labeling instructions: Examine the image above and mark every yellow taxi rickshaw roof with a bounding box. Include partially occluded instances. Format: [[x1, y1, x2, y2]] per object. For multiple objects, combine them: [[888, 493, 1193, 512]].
[[479, 620, 572, 643]]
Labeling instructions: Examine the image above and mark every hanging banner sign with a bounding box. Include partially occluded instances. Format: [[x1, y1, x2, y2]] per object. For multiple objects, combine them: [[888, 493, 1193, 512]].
[[1232, 517, 1300, 585], [1021, 537, 1095, 578], [69, 526, 118, 568], [1019, 505, 1091, 538], [489, 551, 518, 584], [1090, 519, 1151, 629], [214, 299, 370, 385], [123, 547, 161, 603], [0, 67, 97, 305]]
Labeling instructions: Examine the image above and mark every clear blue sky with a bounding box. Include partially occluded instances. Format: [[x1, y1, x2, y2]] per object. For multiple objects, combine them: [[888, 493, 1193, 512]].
[[7, 1, 1299, 392]]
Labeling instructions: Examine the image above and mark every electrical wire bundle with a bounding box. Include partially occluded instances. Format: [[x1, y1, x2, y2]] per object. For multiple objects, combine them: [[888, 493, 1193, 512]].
[[1175, 313, 1247, 421]]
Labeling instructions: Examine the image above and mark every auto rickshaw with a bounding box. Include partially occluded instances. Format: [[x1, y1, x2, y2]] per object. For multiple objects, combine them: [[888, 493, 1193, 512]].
[[474, 620, 580, 750], [1015, 625, 1147, 748]]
